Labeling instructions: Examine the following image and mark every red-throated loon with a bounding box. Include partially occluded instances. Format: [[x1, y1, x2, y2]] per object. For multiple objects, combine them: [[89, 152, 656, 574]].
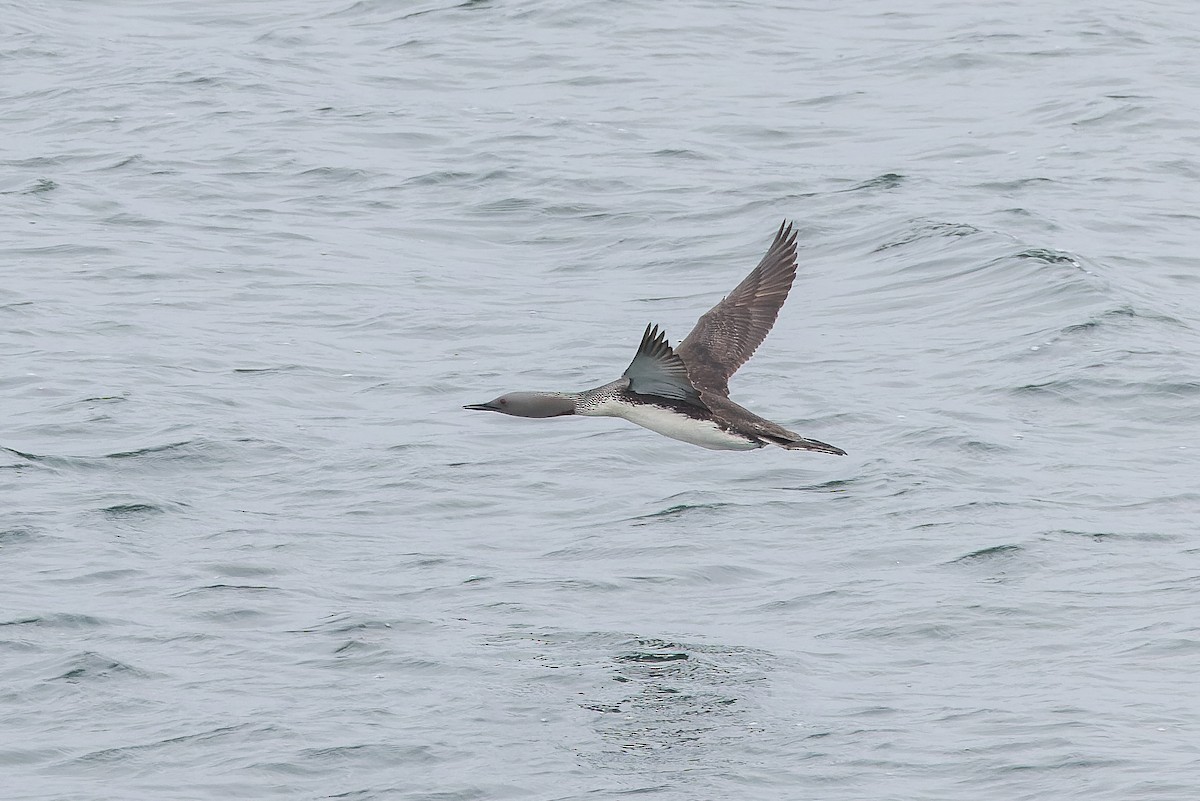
[[464, 221, 845, 454]]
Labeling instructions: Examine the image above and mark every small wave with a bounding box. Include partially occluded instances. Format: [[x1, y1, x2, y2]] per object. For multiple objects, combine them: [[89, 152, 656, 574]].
[[76, 724, 271, 764], [0, 613, 108, 629], [846, 172, 906, 193], [949, 543, 1024, 563], [871, 219, 982, 253], [172, 583, 282, 597], [49, 651, 147, 683], [0, 526, 39, 545], [1012, 378, 1200, 401], [232, 365, 302, 373], [650, 148, 713, 161], [1055, 304, 1183, 338], [615, 650, 689, 663], [627, 502, 731, 525], [1048, 528, 1181, 543], [105, 440, 201, 460], [101, 502, 168, 518], [1014, 247, 1082, 266]]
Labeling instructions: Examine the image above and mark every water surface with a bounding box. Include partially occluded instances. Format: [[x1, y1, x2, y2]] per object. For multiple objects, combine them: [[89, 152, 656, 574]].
[[4, 1, 1199, 799]]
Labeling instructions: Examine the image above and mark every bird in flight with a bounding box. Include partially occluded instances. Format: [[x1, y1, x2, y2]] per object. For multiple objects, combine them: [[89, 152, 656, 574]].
[[464, 221, 845, 454]]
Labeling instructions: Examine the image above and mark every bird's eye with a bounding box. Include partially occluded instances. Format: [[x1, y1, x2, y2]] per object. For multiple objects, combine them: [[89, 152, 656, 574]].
[[499, 398, 507, 405]]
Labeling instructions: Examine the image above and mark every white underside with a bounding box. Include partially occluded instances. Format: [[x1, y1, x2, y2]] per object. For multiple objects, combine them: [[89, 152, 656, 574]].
[[582, 399, 762, 451]]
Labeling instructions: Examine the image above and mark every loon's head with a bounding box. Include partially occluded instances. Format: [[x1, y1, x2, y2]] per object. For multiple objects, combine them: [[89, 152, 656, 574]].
[[463, 392, 576, 418]]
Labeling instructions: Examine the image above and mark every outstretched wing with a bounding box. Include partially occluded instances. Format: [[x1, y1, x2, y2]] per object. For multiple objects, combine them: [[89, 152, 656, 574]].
[[676, 220, 799, 396], [622, 323, 703, 405]]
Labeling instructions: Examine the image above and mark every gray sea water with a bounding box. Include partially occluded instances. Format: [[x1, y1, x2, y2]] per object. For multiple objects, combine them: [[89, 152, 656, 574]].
[[4, 1, 1199, 799]]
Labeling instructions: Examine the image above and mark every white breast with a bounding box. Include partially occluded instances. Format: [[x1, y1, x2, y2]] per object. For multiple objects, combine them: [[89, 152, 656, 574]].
[[582, 398, 762, 451]]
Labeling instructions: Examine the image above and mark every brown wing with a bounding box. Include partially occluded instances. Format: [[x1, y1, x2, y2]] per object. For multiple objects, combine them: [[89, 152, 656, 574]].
[[676, 220, 799, 396]]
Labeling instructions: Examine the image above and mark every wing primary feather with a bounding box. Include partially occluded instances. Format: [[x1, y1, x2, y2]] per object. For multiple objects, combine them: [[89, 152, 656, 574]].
[[676, 220, 800, 396]]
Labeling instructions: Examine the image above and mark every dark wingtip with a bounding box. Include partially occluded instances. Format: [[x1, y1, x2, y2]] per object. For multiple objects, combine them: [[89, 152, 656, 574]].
[[774, 219, 799, 253], [637, 322, 672, 359]]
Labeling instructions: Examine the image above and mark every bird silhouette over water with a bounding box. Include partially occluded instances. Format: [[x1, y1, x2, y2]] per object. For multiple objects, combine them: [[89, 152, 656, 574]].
[[464, 221, 845, 454]]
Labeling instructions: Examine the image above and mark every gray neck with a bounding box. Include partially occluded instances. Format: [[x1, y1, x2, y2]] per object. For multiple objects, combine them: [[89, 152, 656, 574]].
[[508, 391, 582, 417], [540, 391, 583, 414]]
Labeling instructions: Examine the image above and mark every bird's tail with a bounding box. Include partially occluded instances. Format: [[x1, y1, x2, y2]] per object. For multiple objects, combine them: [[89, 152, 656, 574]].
[[768, 434, 846, 455], [705, 395, 846, 455]]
